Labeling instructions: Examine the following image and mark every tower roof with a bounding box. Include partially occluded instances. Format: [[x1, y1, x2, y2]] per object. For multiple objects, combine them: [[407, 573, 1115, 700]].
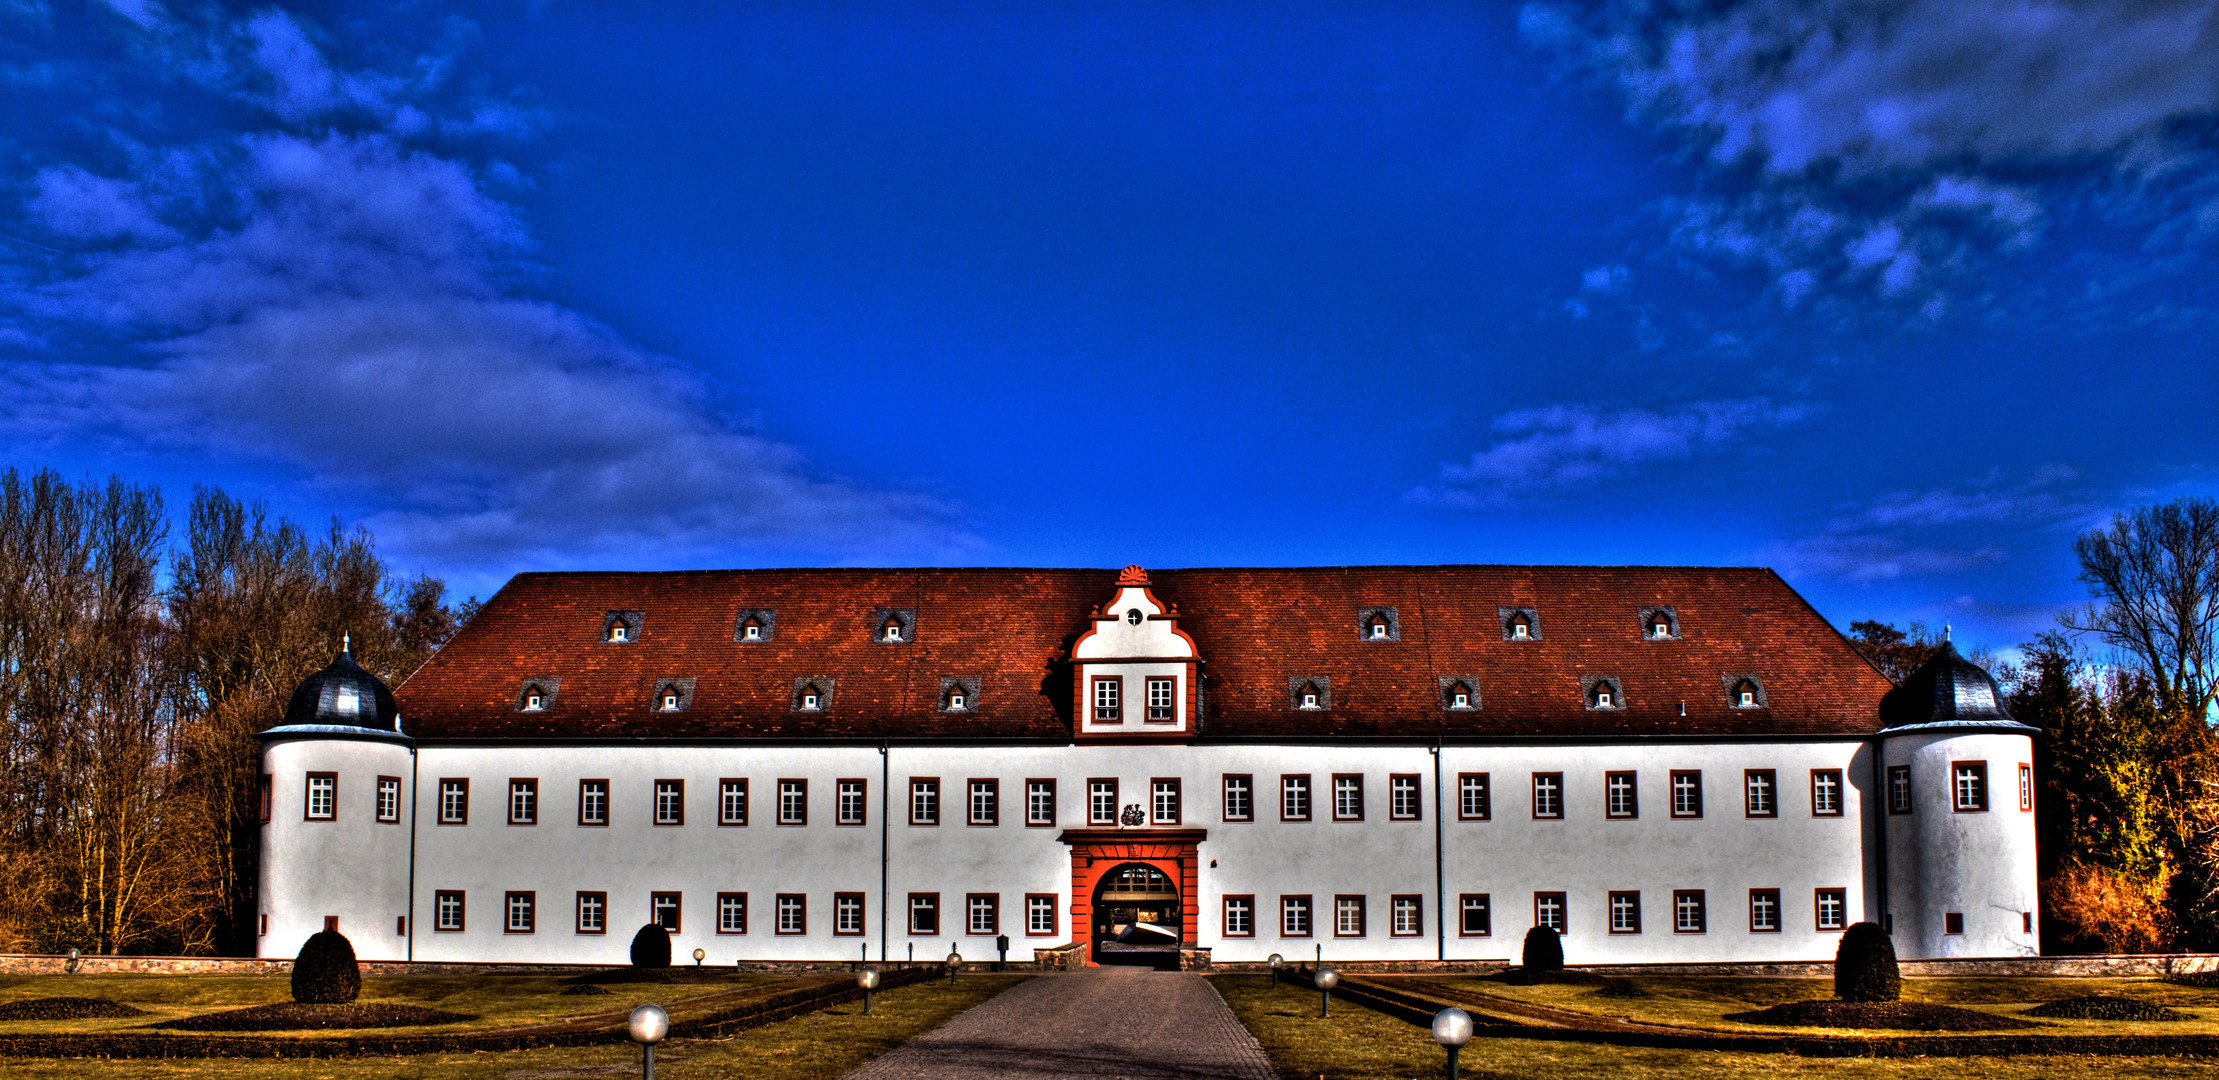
[[280, 645, 400, 732], [1878, 640, 2019, 730]]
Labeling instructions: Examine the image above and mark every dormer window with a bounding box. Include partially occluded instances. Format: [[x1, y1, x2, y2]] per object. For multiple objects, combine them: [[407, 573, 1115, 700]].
[[602, 611, 642, 644], [660, 690, 681, 710], [1739, 688, 1756, 706], [742, 621, 762, 641], [802, 691, 820, 709], [1584, 676, 1623, 710], [1654, 618, 1670, 636], [937, 677, 980, 715], [516, 679, 559, 713], [1370, 619, 1388, 639], [948, 691, 966, 710], [1642, 607, 1680, 640], [609, 624, 628, 642], [872, 609, 915, 645], [792, 677, 836, 712], [1440, 678, 1478, 711], [526, 692, 544, 710], [1512, 621, 1528, 639], [650, 679, 693, 713], [1303, 689, 1319, 708], [883, 619, 904, 642], [1500, 607, 1539, 641], [1724, 675, 1765, 709], [1288, 677, 1330, 711]]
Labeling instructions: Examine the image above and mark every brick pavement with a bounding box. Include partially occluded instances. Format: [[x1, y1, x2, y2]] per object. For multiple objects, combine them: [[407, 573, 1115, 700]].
[[841, 967, 1278, 1080]]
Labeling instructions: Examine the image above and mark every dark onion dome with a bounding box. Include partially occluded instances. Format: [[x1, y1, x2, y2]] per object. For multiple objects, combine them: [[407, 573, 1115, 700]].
[[1878, 640, 2023, 730], [281, 645, 400, 731]]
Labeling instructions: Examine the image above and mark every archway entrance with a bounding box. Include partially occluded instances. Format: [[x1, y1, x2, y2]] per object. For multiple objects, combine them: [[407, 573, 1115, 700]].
[[1092, 862, 1182, 969]]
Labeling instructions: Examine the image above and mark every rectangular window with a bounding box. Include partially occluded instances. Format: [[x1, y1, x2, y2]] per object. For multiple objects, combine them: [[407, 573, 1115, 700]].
[[505, 891, 535, 934], [1749, 889, 1781, 933], [654, 779, 684, 826], [1027, 779, 1056, 826], [2019, 763, 2034, 812], [1534, 892, 1566, 934], [912, 778, 940, 825], [1674, 890, 1706, 934], [1888, 765, 1913, 814], [509, 779, 538, 825], [435, 890, 464, 931], [1092, 676, 1121, 721], [1333, 774, 1365, 821], [579, 779, 609, 826], [967, 893, 998, 935], [306, 772, 336, 820], [1223, 774, 1253, 822], [1459, 894, 1492, 937], [1815, 888, 1846, 931], [376, 776, 401, 823], [719, 779, 748, 826], [1608, 890, 1641, 934], [1281, 895, 1313, 936], [577, 891, 606, 934], [652, 892, 681, 933], [1605, 771, 1637, 819], [1953, 761, 1988, 812], [1089, 779, 1118, 825], [835, 893, 865, 935], [1146, 676, 1175, 721], [260, 774, 273, 823], [777, 779, 807, 825], [776, 894, 805, 935], [717, 892, 747, 934], [909, 893, 940, 935], [1027, 893, 1058, 936], [1281, 775, 1312, 821], [833, 779, 865, 825], [1152, 778, 1181, 824], [1944, 911, 1964, 935], [439, 778, 469, 824], [1810, 770, 1844, 817], [1458, 773, 1491, 820], [1389, 774, 1421, 820], [1334, 895, 1366, 937], [1391, 895, 1422, 936], [1669, 770, 1702, 818], [1745, 770, 1776, 817], [1223, 895, 1255, 937], [969, 779, 999, 826], [1531, 772, 1563, 819]]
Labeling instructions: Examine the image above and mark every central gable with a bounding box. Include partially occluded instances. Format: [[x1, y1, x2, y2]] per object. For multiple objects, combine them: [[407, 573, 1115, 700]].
[[1071, 566, 1201, 741]]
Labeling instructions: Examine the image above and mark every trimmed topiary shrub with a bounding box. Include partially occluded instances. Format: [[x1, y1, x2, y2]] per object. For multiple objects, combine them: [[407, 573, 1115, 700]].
[[630, 922, 672, 968], [291, 930, 360, 1004], [1521, 925, 1563, 972], [1834, 921, 1901, 1003]]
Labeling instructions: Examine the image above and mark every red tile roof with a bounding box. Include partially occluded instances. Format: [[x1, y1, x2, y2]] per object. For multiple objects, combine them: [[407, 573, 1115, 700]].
[[392, 566, 1893, 742]]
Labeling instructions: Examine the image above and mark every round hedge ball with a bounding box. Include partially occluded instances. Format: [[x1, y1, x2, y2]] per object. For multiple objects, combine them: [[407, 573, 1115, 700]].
[[291, 929, 361, 1004], [630, 922, 672, 968], [1521, 925, 1564, 973], [1833, 921, 1901, 1003]]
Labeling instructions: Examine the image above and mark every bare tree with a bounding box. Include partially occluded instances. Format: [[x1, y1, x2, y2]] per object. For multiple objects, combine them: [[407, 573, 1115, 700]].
[[2068, 497, 2219, 723]]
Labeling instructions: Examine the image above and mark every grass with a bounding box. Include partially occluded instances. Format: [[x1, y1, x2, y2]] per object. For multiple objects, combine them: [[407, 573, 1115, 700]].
[[0, 972, 1031, 1079], [1399, 974, 2219, 1037], [0, 972, 795, 1034], [1210, 974, 2219, 1080]]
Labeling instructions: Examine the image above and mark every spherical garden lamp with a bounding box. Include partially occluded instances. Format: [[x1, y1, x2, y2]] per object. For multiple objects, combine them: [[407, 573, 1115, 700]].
[[628, 1003, 670, 1080], [1432, 1007, 1475, 1080], [1267, 952, 1283, 989], [65, 948, 80, 974], [859, 966, 881, 1014], [1315, 966, 1339, 1018], [692, 947, 705, 968], [946, 949, 962, 985]]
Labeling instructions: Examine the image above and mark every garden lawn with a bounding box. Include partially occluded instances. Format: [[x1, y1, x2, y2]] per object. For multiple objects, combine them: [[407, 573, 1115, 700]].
[[1393, 974, 2219, 1038], [1212, 975, 2219, 1080], [0, 971, 1029, 1079], [0, 971, 791, 1034]]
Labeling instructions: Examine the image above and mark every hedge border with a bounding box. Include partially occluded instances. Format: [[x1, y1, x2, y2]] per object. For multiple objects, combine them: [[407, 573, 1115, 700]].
[[1319, 973, 2219, 1059], [0, 966, 938, 1059]]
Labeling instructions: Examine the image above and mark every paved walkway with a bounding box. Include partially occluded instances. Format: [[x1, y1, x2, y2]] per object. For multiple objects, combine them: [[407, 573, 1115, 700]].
[[842, 967, 1277, 1080]]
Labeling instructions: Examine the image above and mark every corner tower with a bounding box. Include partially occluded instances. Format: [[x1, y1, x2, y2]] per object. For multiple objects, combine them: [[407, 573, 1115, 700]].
[[256, 645, 415, 962], [1878, 642, 2040, 958]]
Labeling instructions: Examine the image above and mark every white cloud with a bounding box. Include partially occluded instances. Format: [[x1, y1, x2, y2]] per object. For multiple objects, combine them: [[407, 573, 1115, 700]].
[[1412, 398, 1810, 504]]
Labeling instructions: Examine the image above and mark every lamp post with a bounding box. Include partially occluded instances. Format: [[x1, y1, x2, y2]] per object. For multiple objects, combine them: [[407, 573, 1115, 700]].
[[628, 1003, 669, 1080], [692, 947, 705, 968], [1314, 966, 1338, 1018], [65, 948, 79, 975], [1432, 1007, 1474, 1080], [1267, 953, 1282, 989], [946, 950, 962, 985], [858, 967, 880, 1014]]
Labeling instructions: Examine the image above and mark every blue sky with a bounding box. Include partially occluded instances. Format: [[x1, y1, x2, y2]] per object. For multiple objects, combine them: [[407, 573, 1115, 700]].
[[4, 1, 2217, 654]]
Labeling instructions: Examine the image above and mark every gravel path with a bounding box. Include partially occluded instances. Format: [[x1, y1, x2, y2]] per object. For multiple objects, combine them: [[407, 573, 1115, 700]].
[[842, 967, 1276, 1080]]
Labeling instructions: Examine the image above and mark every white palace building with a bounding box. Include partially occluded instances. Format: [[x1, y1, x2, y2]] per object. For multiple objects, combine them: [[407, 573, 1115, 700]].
[[255, 564, 2039, 968]]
